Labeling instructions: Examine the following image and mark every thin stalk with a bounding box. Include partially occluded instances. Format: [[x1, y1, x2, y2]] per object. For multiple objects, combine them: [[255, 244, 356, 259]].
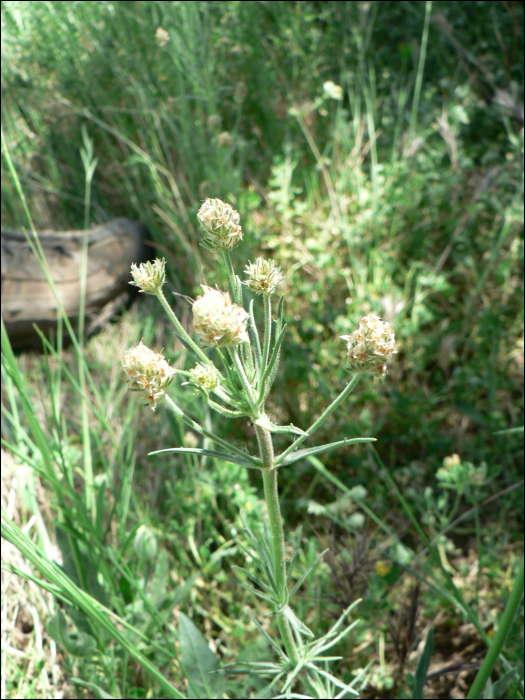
[[261, 294, 272, 375], [466, 557, 524, 700], [277, 373, 362, 464], [222, 251, 242, 305], [230, 346, 259, 416], [155, 287, 209, 364], [79, 128, 98, 522], [255, 427, 323, 698], [410, 0, 432, 134], [254, 426, 299, 663]]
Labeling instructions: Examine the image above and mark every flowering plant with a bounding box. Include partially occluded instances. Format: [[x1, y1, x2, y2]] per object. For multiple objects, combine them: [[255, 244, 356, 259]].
[[123, 198, 397, 698]]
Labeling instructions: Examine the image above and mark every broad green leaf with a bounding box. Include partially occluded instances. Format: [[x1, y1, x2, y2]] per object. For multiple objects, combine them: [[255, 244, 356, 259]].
[[179, 612, 224, 699], [411, 628, 433, 699], [149, 447, 262, 469], [47, 609, 97, 658], [276, 437, 376, 467]]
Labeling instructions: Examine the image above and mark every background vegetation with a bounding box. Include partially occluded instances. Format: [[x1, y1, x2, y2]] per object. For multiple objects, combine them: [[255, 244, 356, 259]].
[[1, 1, 523, 698]]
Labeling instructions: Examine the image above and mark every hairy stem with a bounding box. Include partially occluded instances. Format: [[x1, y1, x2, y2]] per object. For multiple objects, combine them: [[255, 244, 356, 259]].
[[155, 287, 209, 364], [254, 425, 300, 666]]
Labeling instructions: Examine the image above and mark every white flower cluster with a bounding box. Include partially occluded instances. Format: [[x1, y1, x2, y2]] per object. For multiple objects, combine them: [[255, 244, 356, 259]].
[[121, 340, 176, 410], [130, 258, 166, 295], [340, 314, 396, 378], [189, 362, 220, 393], [192, 286, 249, 348], [243, 257, 284, 296], [197, 198, 243, 251]]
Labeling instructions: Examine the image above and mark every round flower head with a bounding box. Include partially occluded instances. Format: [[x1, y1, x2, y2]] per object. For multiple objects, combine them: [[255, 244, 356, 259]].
[[189, 362, 220, 393], [197, 198, 243, 251], [192, 285, 249, 348], [121, 340, 176, 410], [340, 314, 396, 378], [243, 257, 284, 295], [130, 258, 166, 295]]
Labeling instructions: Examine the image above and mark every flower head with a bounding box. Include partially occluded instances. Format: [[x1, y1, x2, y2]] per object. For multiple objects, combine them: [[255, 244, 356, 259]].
[[197, 198, 243, 251], [192, 285, 249, 348], [243, 257, 284, 295], [189, 362, 220, 393], [340, 314, 396, 378], [133, 524, 157, 561], [323, 80, 343, 101], [121, 340, 176, 410], [130, 258, 166, 295]]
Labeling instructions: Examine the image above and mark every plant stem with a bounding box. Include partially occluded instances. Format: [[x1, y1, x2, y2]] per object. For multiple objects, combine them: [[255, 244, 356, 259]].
[[466, 557, 524, 699], [254, 425, 300, 665], [230, 346, 259, 416], [155, 287, 209, 364], [222, 251, 242, 305]]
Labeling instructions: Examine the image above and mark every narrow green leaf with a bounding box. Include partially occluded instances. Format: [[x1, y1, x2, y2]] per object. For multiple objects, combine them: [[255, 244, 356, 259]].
[[148, 447, 262, 469], [231, 564, 273, 593], [286, 526, 303, 583], [179, 612, 224, 699], [249, 298, 262, 369], [275, 295, 284, 331], [282, 604, 314, 637], [229, 577, 276, 603], [276, 437, 376, 467], [289, 549, 329, 599], [258, 324, 287, 403], [245, 609, 284, 656], [411, 628, 434, 699]]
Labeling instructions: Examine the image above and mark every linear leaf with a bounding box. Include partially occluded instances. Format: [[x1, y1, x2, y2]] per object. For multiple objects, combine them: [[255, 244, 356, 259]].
[[289, 549, 329, 599], [148, 447, 262, 468], [282, 604, 314, 638], [276, 437, 376, 467], [411, 628, 434, 699]]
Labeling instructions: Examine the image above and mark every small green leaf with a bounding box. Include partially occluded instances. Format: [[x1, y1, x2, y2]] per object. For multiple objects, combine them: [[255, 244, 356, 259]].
[[179, 612, 224, 699], [149, 447, 262, 469], [411, 628, 433, 699], [47, 609, 97, 658], [276, 437, 376, 467]]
